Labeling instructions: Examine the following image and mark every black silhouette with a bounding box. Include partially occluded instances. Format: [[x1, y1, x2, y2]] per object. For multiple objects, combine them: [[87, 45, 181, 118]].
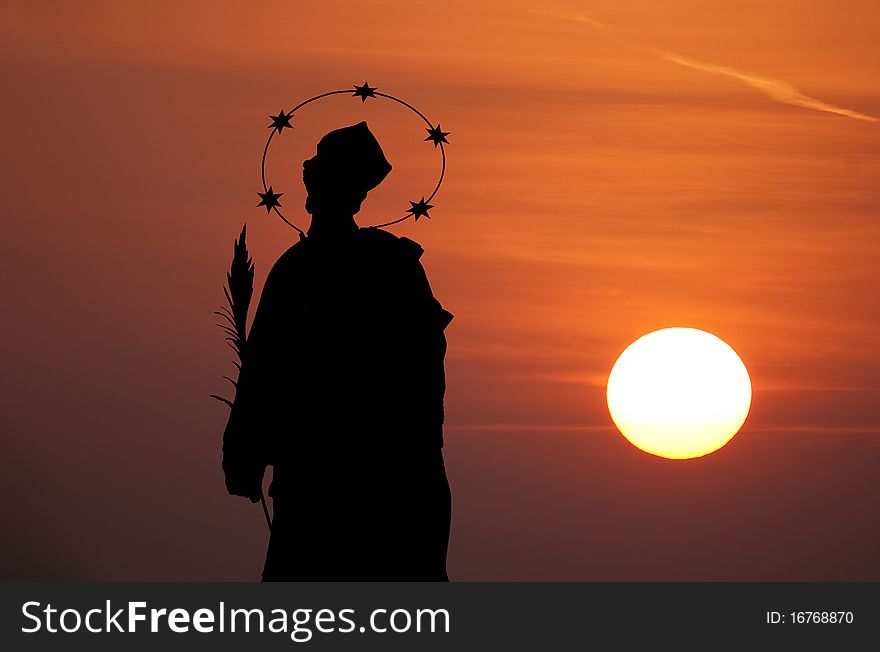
[[221, 122, 453, 581]]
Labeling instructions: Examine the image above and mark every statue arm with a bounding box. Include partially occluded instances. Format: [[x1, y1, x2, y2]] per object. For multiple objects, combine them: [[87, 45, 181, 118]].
[[398, 244, 453, 446]]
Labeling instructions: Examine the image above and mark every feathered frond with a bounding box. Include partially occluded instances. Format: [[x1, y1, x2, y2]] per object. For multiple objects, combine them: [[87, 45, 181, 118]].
[[210, 394, 234, 408], [212, 224, 254, 407], [225, 224, 255, 364]]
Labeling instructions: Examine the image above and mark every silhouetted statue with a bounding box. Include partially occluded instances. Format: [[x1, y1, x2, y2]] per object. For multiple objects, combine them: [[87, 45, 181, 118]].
[[222, 122, 453, 581]]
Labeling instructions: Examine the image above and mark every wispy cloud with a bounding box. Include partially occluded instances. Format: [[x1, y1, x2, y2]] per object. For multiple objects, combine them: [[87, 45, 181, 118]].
[[657, 50, 876, 122], [536, 7, 877, 122], [532, 7, 611, 33]]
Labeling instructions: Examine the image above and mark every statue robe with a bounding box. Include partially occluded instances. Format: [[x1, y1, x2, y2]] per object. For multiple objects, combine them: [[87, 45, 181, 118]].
[[222, 227, 452, 580]]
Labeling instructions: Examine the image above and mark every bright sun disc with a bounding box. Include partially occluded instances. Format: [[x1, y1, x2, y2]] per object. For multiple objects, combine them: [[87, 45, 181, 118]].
[[606, 328, 752, 459]]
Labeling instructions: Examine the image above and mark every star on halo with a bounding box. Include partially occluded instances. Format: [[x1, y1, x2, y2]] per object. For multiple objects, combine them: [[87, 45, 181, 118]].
[[267, 109, 294, 133], [406, 198, 434, 221], [257, 187, 283, 212], [424, 124, 450, 147], [352, 82, 378, 102]]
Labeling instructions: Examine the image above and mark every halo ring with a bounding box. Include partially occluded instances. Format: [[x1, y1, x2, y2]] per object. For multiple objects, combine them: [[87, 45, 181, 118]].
[[259, 85, 447, 237]]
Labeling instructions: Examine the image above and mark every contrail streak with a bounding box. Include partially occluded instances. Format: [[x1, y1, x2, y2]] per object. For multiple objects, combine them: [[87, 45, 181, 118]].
[[535, 8, 876, 122], [657, 50, 876, 122]]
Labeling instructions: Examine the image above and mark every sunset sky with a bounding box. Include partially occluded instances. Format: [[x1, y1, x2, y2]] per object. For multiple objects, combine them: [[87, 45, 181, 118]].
[[2, 0, 878, 580]]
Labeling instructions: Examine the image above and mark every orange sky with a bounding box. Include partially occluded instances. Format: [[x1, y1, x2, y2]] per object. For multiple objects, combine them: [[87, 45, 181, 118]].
[[1, 0, 878, 580]]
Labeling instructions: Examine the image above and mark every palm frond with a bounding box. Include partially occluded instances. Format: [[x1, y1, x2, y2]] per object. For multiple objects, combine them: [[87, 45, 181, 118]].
[[210, 394, 234, 408], [213, 224, 254, 407], [214, 309, 237, 329]]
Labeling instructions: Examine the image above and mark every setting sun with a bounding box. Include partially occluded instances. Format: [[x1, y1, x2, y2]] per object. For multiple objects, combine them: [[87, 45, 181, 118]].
[[606, 328, 752, 459]]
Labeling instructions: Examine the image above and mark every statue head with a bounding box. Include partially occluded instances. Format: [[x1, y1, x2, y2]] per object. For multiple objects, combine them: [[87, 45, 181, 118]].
[[303, 121, 392, 219]]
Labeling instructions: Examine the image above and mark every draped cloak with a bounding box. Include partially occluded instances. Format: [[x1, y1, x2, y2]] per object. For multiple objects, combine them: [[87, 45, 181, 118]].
[[222, 227, 453, 580]]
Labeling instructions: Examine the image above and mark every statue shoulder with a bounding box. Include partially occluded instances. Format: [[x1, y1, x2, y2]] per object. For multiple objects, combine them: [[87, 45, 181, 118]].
[[279, 239, 311, 263], [265, 239, 309, 282], [357, 227, 425, 260], [358, 228, 452, 327]]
